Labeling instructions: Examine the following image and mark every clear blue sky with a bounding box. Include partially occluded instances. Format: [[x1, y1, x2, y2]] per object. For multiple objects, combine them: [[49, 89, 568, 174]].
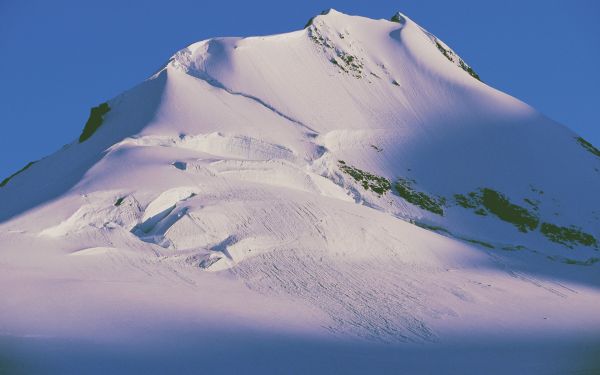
[[1, 0, 598, 178]]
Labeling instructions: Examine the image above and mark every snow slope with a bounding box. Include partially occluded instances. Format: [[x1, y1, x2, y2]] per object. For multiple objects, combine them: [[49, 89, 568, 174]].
[[1, 9, 599, 374]]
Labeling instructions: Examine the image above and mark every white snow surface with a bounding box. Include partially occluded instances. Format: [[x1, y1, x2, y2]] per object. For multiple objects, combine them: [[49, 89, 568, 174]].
[[1, 9, 599, 374]]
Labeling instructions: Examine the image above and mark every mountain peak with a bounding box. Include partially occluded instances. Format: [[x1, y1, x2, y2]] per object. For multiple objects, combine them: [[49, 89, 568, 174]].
[[304, 8, 346, 28], [390, 11, 407, 24], [2, 8, 599, 367]]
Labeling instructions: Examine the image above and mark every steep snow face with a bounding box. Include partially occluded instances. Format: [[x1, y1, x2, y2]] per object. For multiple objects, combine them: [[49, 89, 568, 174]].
[[147, 10, 600, 260], [110, 8, 600, 258], [1, 9, 600, 371]]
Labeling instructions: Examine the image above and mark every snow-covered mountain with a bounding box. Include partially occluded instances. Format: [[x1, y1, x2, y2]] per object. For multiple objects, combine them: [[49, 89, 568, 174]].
[[1, 9, 599, 374]]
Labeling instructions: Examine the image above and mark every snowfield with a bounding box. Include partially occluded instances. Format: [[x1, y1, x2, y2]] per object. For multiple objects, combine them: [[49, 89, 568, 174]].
[[1, 9, 599, 374]]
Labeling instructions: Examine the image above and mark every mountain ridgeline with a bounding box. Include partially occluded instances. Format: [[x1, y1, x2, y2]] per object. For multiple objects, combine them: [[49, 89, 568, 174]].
[[2, 10, 599, 261], [1, 11, 600, 361]]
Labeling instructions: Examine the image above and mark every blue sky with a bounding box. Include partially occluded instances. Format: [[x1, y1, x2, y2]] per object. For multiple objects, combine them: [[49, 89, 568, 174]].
[[1, 0, 598, 178]]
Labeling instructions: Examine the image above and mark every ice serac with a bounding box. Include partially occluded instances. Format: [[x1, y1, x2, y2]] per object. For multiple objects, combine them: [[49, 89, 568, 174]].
[[1, 9, 599, 373]]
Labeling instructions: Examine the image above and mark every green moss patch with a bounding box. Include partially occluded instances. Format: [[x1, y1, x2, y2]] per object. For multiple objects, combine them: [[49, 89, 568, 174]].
[[576, 137, 600, 158], [414, 221, 497, 249], [458, 60, 481, 81], [523, 198, 540, 211], [434, 41, 481, 81], [455, 187, 598, 249], [309, 29, 329, 47], [305, 9, 330, 28], [0, 161, 36, 187], [338, 161, 391, 196], [479, 188, 539, 232], [529, 185, 544, 195], [454, 188, 539, 232], [435, 42, 452, 61], [563, 257, 599, 266], [395, 178, 445, 215], [304, 16, 316, 29], [79, 102, 110, 143], [390, 13, 403, 23], [501, 245, 526, 251], [540, 223, 598, 249], [454, 192, 481, 210], [414, 221, 451, 234], [463, 238, 495, 249], [330, 51, 363, 77]]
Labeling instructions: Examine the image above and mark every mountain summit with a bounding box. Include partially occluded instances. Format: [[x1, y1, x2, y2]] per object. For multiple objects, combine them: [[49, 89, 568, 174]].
[[1, 10, 599, 373]]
